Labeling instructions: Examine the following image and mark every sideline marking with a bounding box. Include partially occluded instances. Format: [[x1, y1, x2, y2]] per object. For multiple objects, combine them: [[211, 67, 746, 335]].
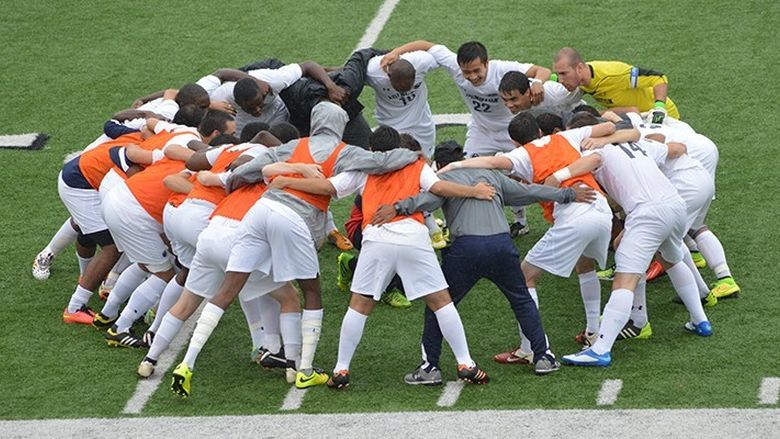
[[758, 378, 780, 405], [280, 387, 308, 411], [437, 381, 464, 407], [596, 379, 623, 406]]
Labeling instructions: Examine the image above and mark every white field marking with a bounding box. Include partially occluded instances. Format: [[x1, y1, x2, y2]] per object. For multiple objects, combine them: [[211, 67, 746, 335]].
[[0, 133, 40, 147], [432, 113, 471, 127], [758, 378, 780, 405], [3, 409, 780, 438], [436, 381, 464, 407], [280, 387, 308, 411], [122, 304, 204, 414], [596, 379, 623, 406], [352, 0, 401, 52]]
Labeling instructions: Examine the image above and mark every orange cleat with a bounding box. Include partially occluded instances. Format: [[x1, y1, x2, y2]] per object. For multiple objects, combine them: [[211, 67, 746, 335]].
[[328, 229, 354, 251], [63, 305, 96, 325], [646, 260, 666, 282]]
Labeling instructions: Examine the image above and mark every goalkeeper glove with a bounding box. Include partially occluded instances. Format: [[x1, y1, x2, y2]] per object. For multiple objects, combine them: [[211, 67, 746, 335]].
[[647, 101, 667, 124]]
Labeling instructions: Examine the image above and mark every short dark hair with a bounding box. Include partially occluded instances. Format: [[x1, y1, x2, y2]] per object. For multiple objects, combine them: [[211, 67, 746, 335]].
[[176, 83, 209, 108], [566, 111, 600, 129], [209, 133, 240, 146], [388, 59, 416, 90], [432, 140, 464, 169], [198, 110, 234, 137], [240, 122, 270, 143], [269, 122, 301, 143], [536, 113, 564, 135], [572, 104, 600, 117], [399, 133, 421, 152], [499, 71, 530, 95], [368, 125, 401, 152], [457, 41, 488, 65], [507, 112, 541, 145], [172, 105, 205, 128], [233, 78, 261, 108]]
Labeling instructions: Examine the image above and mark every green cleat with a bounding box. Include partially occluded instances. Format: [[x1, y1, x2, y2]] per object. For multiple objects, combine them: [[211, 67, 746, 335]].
[[382, 290, 412, 309], [295, 369, 329, 389], [171, 362, 193, 398], [691, 251, 707, 269], [597, 264, 616, 281], [336, 252, 355, 292], [711, 277, 740, 299]]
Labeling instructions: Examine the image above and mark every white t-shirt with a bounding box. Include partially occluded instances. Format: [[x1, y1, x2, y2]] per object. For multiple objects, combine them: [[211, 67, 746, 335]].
[[329, 164, 439, 248], [428, 44, 533, 155], [82, 98, 180, 152], [525, 81, 584, 117], [590, 140, 680, 214], [366, 51, 440, 155], [196, 64, 303, 135], [153, 121, 201, 152], [204, 142, 259, 165], [627, 112, 717, 174]]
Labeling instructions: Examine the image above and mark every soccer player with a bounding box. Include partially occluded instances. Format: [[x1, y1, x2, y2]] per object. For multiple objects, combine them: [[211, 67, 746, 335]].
[[553, 47, 679, 124], [382, 40, 552, 237], [380, 140, 597, 384], [499, 71, 583, 117]]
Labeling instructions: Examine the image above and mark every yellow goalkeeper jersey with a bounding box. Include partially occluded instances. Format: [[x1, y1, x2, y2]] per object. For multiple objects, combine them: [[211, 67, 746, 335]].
[[580, 61, 680, 119]]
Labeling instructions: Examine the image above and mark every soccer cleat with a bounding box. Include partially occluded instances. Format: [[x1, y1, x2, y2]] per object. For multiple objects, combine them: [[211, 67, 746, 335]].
[[574, 330, 599, 347], [672, 290, 718, 308], [646, 260, 666, 282], [509, 221, 530, 238], [403, 364, 443, 385], [336, 252, 355, 292], [92, 312, 117, 331], [382, 290, 412, 309], [457, 363, 489, 384], [105, 326, 148, 348], [97, 282, 112, 301], [137, 357, 157, 378], [259, 348, 288, 369], [431, 231, 448, 250], [493, 347, 533, 365], [562, 348, 612, 367], [250, 346, 267, 363], [327, 369, 351, 389], [142, 331, 155, 347], [616, 320, 652, 340], [171, 362, 193, 398], [62, 305, 96, 325], [285, 367, 297, 384], [684, 320, 713, 337], [328, 229, 354, 252], [295, 369, 329, 389], [32, 251, 54, 281], [691, 251, 707, 269], [710, 277, 740, 299], [596, 264, 616, 281], [534, 354, 561, 375]]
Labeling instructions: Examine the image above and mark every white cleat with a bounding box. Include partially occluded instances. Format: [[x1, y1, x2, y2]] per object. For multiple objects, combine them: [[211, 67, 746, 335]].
[[286, 367, 297, 384], [32, 251, 54, 280], [137, 359, 156, 378]]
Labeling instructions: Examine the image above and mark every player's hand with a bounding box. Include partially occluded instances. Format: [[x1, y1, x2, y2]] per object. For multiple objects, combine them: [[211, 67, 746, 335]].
[[163, 89, 178, 101], [210, 100, 236, 115], [268, 176, 292, 190], [544, 174, 561, 187], [646, 107, 667, 124], [472, 182, 496, 200], [581, 137, 609, 150], [131, 99, 143, 109], [327, 84, 349, 106], [371, 204, 397, 226], [572, 183, 597, 203], [380, 51, 400, 72], [529, 81, 544, 105], [296, 163, 325, 179]]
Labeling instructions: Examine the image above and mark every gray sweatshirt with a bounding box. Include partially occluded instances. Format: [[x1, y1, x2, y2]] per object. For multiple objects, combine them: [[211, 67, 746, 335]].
[[395, 168, 577, 238], [228, 101, 419, 246]]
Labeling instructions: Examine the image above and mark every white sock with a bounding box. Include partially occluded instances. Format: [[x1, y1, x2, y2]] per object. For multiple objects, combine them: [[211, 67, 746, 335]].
[[326, 210, 337, 233], [667, 262, 708, 324], [334, 307, 368, 372], [591, 288, 633, 355], [684, 235, 699, 252], [423, 212, 440, 235], [100, 264, 148, 318], [149, 278, 184, 333], [518, 287, 539, 352], [512, 205, 527, 225], [76, 253, 93, 276], [695, 230, 731, 278], [434, 303, 474, 367], [115, 275, 167, 332], [578, 271, 601, 334], [147, 313, 183, 362], [630, 276, 648, 327], [259, 295, 282, 353], [239, 295, 265, 349], [183, 303, 225, 370], [280, 312, 302, 368], [299, 308, 323, 372], [67, 285, 93, 313], [46, 219, 78, 256], [682, 246, 710, 298], [104, 253, 131, 288]]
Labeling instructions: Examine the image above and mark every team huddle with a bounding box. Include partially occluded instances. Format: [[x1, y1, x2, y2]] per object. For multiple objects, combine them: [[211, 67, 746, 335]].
[[33, 39, 740, 396]]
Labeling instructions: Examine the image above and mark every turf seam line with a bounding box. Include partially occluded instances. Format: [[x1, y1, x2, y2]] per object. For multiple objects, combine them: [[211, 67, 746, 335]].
[[436, 381, 464, 407], [280, 387, 308, 411], [758, 378, 779, 405], [596, 379, 623, 406], [352, 0, 401, 53]]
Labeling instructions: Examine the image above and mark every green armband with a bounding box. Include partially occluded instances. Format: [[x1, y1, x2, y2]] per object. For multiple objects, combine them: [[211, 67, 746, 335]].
[[654, 100, 666, 109], [550, 73, 558, 82]]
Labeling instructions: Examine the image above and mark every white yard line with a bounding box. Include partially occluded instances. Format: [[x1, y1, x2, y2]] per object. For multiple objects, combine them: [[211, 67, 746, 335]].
[[352, 0, 401, 52], [436, 381, 464, 407], [758, 377, 780, 405], [280, 387, 308, 411], [122, 304, 203, 414], [596, 379, 623, 406]]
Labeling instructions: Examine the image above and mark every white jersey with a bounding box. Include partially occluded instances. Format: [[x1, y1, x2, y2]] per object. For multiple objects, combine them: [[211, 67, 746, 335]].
[[428, 45, 533, 155], [366, 51, 439, 155], [83, 98, 180, 152], [196, 64, 303, 135], [591, 140, 681, 214], [525, 81, 584, 117]]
